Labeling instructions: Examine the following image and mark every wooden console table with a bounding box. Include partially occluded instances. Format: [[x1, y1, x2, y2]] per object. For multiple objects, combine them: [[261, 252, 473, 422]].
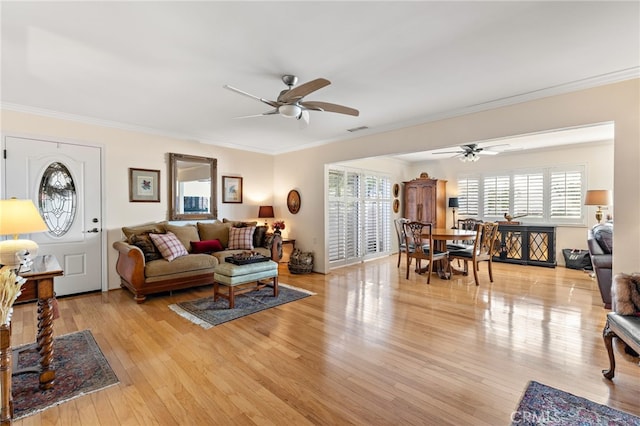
[[1, 255, 63, 425]]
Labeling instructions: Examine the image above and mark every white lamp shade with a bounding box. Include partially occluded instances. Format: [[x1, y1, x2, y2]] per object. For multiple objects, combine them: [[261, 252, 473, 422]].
[[0, 198, 48, 269], [0, 198, 48, 237]]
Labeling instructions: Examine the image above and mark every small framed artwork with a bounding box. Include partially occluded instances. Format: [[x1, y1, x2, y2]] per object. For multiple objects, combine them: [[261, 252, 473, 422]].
[[393, 199, 400, 213], [129, 168, 160, 202], [393, 183, 400, 198], [287, 189, 301, 214], [222, 176, 243, 203]]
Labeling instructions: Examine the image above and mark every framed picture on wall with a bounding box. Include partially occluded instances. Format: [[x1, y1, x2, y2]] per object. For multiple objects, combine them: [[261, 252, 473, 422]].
[[129, 168, 160, 202], [222, 176, 243, 203]]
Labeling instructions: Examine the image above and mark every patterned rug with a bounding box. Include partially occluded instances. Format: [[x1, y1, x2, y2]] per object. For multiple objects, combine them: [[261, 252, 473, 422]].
[[12, 329, 119, 420], [512, 381, 640, 425], [169, 283, 314, 328]]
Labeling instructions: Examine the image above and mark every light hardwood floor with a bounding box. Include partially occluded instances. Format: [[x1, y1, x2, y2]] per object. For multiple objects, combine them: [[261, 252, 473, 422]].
[[10, 257, 640, 425]]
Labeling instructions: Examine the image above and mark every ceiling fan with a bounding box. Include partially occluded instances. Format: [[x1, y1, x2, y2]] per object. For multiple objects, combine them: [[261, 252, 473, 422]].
[[433, 143, 503, 162], [223, 75, 359, 125]]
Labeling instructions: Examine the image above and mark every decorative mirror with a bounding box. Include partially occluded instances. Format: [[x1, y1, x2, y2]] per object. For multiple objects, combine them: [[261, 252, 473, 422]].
[[169, 153, 217, 220]]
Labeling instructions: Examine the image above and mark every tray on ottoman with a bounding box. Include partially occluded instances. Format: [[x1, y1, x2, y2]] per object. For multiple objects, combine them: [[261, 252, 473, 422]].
[[225, 252, 270, 265]]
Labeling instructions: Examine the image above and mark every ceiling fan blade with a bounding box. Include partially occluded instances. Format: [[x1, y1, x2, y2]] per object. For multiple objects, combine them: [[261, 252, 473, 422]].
[[223, 85, 279, 108], [478, 150, 499, 155], [300, 101, 359, 116], [433, 150, 463, 155], [298, 110, 310, 128], [232, 109, 279, 119], [278, 78, 330, 103]]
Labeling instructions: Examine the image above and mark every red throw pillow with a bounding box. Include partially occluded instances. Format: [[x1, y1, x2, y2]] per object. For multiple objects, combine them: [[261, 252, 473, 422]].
[[191, 239, 223, 254]]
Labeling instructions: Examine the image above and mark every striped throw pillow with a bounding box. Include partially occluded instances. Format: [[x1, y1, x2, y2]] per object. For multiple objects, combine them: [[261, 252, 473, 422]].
[[228, 226, 256, 250], [149, 232, 188, 261]]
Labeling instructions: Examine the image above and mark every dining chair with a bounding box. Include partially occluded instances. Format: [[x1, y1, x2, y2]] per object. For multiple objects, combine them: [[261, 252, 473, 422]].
[[447, 218, 483, 251], [403, 221, 449, 284], [448, 222, 499, 286], [394, 218, 412, 268]]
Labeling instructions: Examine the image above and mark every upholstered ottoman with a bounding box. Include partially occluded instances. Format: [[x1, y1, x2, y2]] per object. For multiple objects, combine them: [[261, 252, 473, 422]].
[[213, 260, 279, 308]]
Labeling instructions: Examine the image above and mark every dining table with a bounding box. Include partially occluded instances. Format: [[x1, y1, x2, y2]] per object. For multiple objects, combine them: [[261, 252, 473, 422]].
[[421, 228, 477, 279]]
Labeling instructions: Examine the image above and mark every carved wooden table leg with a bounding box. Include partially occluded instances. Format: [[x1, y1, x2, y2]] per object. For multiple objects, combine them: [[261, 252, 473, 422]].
[[36, 295, 55, 390], [0, 325, 13, 425]]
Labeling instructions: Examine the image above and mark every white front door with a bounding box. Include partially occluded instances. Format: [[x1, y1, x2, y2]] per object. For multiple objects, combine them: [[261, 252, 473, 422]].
[[3, 136, 102, 296]]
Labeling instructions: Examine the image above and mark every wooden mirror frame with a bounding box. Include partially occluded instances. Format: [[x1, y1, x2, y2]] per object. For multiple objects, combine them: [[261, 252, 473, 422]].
[[169, 153, 217, 220]]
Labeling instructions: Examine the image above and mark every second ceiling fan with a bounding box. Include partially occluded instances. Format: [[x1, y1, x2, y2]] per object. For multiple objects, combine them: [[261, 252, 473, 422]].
[[223, 75, 359, 125], [433, 143, 504, 162]]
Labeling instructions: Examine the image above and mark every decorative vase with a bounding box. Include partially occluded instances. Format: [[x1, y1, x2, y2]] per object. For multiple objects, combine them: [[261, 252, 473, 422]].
[[274, 227, 281, 235]]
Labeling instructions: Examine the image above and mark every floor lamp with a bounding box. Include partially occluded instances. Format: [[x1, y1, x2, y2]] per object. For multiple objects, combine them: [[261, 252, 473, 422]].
[[449, 197, 459, 229]]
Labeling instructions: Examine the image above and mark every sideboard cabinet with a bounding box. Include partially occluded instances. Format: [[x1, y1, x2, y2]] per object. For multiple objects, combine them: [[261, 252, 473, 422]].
[[402, 178, 447, 228], [494, 224, 556, 267]]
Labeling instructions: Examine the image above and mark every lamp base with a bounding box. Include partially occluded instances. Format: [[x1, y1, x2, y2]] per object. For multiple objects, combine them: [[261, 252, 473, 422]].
[[0, 239, 39, 272]]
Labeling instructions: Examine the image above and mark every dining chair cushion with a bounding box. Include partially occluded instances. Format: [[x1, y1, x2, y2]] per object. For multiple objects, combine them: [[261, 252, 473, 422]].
[[448, 248, 474, 258], [447, 243, 473, 251]]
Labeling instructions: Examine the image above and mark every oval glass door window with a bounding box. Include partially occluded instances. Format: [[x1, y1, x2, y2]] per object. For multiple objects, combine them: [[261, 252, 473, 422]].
[[39, 162, 77, 236]]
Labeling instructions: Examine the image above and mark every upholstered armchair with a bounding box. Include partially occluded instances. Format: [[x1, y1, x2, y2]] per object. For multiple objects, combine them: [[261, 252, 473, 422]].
[[587, 222, 613, 309]]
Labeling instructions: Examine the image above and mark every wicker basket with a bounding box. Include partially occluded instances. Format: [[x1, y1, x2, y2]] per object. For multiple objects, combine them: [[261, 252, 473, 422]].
[[287, 249, 314, 274]]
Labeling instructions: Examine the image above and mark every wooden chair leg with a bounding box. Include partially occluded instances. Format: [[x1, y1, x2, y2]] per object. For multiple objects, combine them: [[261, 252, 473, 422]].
[[488, 260, 494, 282], [406, 256, 411, 279], [472, 261, 480, 286], [427, 260, 433, 284], [397, 251, 402, 268]]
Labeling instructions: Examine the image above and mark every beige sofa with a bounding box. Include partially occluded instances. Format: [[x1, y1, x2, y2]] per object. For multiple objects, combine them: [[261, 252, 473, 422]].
[[113, 220, 282, 303]]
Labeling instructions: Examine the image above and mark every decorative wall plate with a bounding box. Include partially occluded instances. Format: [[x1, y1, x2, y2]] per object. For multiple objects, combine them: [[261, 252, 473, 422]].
[[287, 189, 301, 214], [393, 183, 399, 198], [393, 199, 400, 213]]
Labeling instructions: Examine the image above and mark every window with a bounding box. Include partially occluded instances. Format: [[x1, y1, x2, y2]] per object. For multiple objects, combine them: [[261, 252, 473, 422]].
[[328, 166, 391, 266], [483, 175, 510, 217], [458, 165, 585, 224], [458, 178, 479, 216]]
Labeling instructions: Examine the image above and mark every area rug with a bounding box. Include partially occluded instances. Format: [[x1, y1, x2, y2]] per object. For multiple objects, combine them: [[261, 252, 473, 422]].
[[12, 329, 119, 420], [169, 283, 314, 329], [512, 381, 640, 425]]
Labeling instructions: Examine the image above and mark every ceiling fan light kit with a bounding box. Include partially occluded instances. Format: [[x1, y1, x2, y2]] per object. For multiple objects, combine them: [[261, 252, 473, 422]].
[[279, 104, 302, 119], [224, 75, 359, 125]]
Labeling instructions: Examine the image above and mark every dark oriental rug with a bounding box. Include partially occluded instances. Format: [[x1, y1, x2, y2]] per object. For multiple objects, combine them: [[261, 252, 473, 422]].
[[512, 381, 640, 425], [12, 329, 119, 420], [169, 283, 314, 329]]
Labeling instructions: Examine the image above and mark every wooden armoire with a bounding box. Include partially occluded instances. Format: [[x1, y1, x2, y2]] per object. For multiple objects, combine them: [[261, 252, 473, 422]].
[[402, 178, 447, 228]]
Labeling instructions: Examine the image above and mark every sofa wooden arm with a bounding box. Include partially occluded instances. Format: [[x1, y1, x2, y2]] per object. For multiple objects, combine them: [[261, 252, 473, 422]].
[[268, 233, 283, 261], [113, 241, 146, 289]]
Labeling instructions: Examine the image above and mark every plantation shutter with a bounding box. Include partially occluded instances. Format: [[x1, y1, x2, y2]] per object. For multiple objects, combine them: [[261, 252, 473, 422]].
[[513, 173, 544, 217], [328, 167, 391, 266], [550, 170, 583, 220], [457, 177, 479, 216], [483, 175, 510, 217]]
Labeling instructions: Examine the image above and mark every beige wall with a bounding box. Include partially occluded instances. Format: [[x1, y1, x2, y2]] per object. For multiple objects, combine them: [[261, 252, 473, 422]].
[[1, 78, 637, 286], [275, 79, 639, 275], [0, 110, 274, 290]]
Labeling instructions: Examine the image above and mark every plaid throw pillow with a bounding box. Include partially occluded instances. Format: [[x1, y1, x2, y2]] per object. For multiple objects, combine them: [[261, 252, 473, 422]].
[[149, 232, 188, 261], [228, 226, 256, 250]]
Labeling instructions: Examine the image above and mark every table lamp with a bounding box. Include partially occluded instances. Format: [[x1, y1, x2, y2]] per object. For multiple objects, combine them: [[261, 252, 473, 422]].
[[258, 205, 275, 227], [448, 197, 459, 229], [584, 190, 611, 223], [0, 198, 49, 271]]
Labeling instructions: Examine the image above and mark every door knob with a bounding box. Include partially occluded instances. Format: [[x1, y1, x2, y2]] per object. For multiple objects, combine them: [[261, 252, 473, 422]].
[[85, 228, 100, 233]]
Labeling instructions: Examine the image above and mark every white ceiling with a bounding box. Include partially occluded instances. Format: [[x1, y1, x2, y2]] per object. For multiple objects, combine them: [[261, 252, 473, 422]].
[[1, 2, 638, 155]]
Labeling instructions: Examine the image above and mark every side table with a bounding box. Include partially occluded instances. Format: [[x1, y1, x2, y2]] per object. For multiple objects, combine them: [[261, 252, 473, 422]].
[[280, 239, 296, 263], [1, 255, 63, 425]]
